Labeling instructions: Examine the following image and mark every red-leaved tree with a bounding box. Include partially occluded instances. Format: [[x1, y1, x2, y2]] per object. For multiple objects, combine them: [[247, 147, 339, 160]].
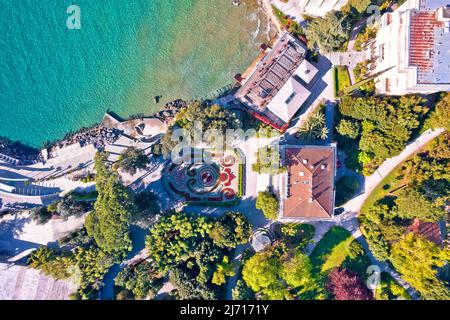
[[327, 267, 373, 300]]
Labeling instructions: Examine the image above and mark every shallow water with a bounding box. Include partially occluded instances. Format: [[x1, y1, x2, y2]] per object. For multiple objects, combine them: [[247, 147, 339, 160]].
[[0, 0, 273, 147]]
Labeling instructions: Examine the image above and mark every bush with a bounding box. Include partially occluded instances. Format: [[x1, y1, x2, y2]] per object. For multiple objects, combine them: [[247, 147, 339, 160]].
[[327, 267, 373, 300], [30, 206, 52, 225], [256, 191, 279, 220]]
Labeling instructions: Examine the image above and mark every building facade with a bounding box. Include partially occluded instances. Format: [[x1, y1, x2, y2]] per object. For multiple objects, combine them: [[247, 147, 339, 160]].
[[235, 33, 319, 132], [373, 0, 450, 95], [279, 144, 337, 221]]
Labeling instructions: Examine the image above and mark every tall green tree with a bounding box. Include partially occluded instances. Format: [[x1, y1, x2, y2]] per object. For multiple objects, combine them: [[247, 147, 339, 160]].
[[116, 147, 149, 176], [390, 233, 450, 300], [256, 191, 279, 220], [85, 152, 133, 258], [394, 188, 445, 222], [242, 250, 280, 293], [427, 92, 450, 130], [208, 211, 252, 248], [305, 11, 352, 52]]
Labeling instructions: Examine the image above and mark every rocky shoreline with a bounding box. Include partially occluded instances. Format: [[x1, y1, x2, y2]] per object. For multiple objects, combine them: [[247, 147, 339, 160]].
[[0, 2, 277, 164], [0, 98, 190, 164], [0, 137, 42, 165], [153, 99, 188, 124], [58, 125, 121, 149]]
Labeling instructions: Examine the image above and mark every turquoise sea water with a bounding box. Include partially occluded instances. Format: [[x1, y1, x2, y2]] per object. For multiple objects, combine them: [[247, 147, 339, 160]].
[[0, 0, 272, 147]]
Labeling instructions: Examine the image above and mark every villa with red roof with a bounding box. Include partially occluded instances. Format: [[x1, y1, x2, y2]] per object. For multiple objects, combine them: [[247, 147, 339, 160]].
[[373, 0, 450, 95], [235, 33, 319, 132], [279, 145, 337, 221]]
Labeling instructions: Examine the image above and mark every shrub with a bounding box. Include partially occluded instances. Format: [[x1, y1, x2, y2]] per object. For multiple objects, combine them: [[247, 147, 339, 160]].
[[256, 191, 279, 220], [327, 267, 373, 300], [29, 206, 52, 225]]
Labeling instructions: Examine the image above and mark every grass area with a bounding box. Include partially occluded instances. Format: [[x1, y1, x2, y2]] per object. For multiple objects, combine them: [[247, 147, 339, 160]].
[[310, 227, 352, 272], [310, 226, 371, 279], [360, 163, 404, 214], [333, 66, 351, 98], [271, 5, 289, 26]]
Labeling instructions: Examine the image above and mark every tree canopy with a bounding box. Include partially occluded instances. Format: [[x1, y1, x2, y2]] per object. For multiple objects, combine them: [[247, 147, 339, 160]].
[[208, 212, 252, 249], [160, 101, 239, 157], [390, 233, 450, 300], [85, 152, 133, 258], [336, 95, 428, 175], [305, 11, 352, 52], [327, 267, 373, 300], [115, 261, 164, 299], [426, 92, 450, 131], [116, 147, 150, 176], [256, 191, 279, 220], [145, 212, 252, 299], [242, 245, 322, 300]]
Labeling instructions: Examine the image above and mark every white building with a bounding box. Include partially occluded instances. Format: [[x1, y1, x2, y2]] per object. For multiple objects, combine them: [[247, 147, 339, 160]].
[[298, 0, 348, 17], [373, 0, 450, 95], [235, 33, 319, 131]]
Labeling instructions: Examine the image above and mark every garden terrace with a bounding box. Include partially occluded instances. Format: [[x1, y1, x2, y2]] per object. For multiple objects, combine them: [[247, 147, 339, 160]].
[[163, 149, 244, 206]]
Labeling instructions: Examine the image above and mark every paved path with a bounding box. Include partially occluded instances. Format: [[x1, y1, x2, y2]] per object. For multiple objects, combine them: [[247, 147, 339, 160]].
[[331, 128, 445, 299], [342, 129, 445, 214], [336, 213, 420, 299], [225, 243, 249, 300]]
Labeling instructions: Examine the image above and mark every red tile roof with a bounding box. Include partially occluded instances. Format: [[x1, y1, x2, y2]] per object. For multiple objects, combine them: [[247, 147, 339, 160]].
[[283, 146, 335, 219], [407, 218, 443, 247], [409, 11, 444, 82]]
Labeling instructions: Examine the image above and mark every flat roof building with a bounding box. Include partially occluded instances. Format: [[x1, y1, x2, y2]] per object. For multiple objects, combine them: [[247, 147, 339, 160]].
[[373, 0, 450, 95], [298, 0, 349, 17], [235, 33, 319, 131], [280, 145, 336, 220]]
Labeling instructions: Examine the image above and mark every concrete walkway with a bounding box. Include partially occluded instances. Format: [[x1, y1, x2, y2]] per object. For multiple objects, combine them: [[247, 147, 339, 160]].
[[329, 128, 446, 299], [335, 213, 420, 299], [342, 128, 445, 214]]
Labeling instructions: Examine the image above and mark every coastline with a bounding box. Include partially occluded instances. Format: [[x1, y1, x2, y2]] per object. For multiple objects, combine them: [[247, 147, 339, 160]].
[[0, 1, 282, 161], [258, 0, 284, 36]]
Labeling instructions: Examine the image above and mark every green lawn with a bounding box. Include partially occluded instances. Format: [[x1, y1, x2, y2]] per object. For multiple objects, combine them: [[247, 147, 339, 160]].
[[311, 226, 353, 273], [333, 66, 351, 98], [310, 226, 371, 279], [271, 5, 289, 26]]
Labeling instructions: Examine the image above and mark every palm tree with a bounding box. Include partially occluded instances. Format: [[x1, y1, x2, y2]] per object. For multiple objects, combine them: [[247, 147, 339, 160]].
[[296, 109, 328, 141], [317, 126, 329, 140]]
